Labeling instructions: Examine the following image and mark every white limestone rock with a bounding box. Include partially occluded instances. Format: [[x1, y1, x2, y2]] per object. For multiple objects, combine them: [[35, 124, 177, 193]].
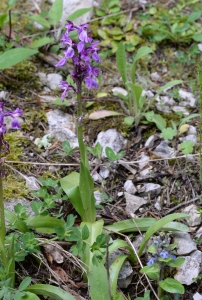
[[124, 192, 147, 215], [183, 204, 201, 226], [145, 135, 155, 148], [173, 232, 197, 255], [138, 183, 161, 197], [153, 141, 175, 158], [95, 129, 127, 158], [124, 180, 137, 195], [179, 89, 197, 107], [174, 256, 200, 285], [46, 109, 78, 148]]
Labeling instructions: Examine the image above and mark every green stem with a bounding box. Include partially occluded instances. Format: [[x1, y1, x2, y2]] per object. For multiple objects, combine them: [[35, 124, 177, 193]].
[[0, 171, 7, 267]]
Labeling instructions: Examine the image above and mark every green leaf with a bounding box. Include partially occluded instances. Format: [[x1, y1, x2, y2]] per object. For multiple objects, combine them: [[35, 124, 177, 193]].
[[5, 209, 29, 233], [22, 292, 40, 300], [0, 14, 7, 28], [26, 215, 64, 233], [138, 213, 189, 257], [104, 218, 188, 233], [135, 290, 150, 300], [31, 37, 54, 49], [124, 116, 135, 126], [105, 147, 116, 161], [116, 42, 127, 84], [79, 162, 96, 223], [88, 263, 111, 300], [0, 48, 38, 70], [53, 98, 72, 106], [25, 284, 76, 300], [67, 8, 92, 22], [140, 264, 160, 280], [48, 0, 63, 25], [27, 15, 50, 29], [19, 277, 32, 291], [179, 140, 195, 154], [161, 127, 177, 140], [126, 82, 143, 113], [82, 225, 90, 240], [167, 257, 185, 267], [113, 293, 125, 300], [131, 46, 153, 83], [193, 33, 202, 42], [159, 278, 184, 294], [187, 12, 201, 23], [144, 112, 166, 130], [89, 110, 123, 120], [110, 254, 128, 296]]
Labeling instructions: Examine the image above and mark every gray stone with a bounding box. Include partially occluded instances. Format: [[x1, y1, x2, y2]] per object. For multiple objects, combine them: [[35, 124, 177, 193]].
[[145, 135, 155, 148], [4, 198, 34, 218], [124, 180, 137, 194], [124, 192, 147, 216], [187, 125, 197, 136], [153, 141, 175, 158], [154, 196, 162, 211], [151, 72, 161, 81], [46, 109, 78, 148], [193, 292, 202, 300], [139, 168, 151, 178], [60, 0, 96, 26], [138, 183, 161, 197], [179, 89, 196, 107], [94, 190, 102, 205], [142, 90, 154, 98], [138, 155, 149, 169], [99, 166, 110, 179], [183, 134, 197, 145], [183, 204, 201, 226], [190, 250, 202, 264], [195, 226, 202, 242], [26, 176, 41, 191], [174, 256, 200, 285], [108, 250, 133, 289], [0, 91, 9, 101], [132, 235, 145, 254], [173, 232, 197, 255], [198, 44, 202, 52], [95, 129, 127, 158], [38, 72, 62, 90], [92, 172, 102, 183], [172, 106, 190, 116]]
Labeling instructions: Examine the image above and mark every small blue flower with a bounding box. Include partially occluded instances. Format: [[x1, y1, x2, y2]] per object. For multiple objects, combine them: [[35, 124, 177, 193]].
[[147, 257, 156, 266], [170, 254, 176, 260], [159, 250, 169, 259]]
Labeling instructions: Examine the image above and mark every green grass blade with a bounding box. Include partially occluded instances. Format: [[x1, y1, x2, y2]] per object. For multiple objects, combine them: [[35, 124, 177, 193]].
[[25, 284, 76, 300], [109, 254, 128, 297], [116, 42, 127, 85]]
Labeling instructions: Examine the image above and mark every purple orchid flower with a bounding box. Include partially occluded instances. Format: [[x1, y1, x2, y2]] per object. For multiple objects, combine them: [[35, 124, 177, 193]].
[[56, 21, 101, 100]]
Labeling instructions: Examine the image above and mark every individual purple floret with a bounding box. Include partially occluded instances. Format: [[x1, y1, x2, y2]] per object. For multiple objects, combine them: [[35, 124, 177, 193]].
[[147, 257, 156, 266], [0, 102, 23, 152], [56, 20, 101, 99], [159, 250, 169, 259]]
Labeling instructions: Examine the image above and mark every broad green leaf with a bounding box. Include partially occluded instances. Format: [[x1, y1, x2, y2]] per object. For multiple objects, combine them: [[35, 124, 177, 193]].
[[5, 209, 29, 233], [0, 14, 7, 28], [48, 0, 63, 25], [140, 264, 160, 280], [108, 239, 136, 262], [22, 292, 40, 300], [113, 293, 125, 300], [159, 278, 184, 294], [187, 12, 201, 23], [179, 140, 195, 154], [67, 8, 92, 22], [105, 218, 188, 233], [60, 172, 85, 219], [79, 162, 96, 223], [167, 257, 185, 267], [25, 284, 76, 300], [53, 98, 72, 106], [144, 112, 167, 130], [161, 127, 177, 140], [138, 213, 189, 257], [126, 82, 143, 112], [131, 46, 153, 83], [26, 215, 64, 233], [116, 42, 127, 84], [19, 277, 32, 291], [105, 147, 116, 161], [89, 110, 123, 120], [0, 48, 38, 70], [110, 254, 128, 297], [27, 15, 50, 29], [31, 37, 54, 49], [89, 263, 111, 300], [193, 33, 202, 42], [124, 116, 135, 126]]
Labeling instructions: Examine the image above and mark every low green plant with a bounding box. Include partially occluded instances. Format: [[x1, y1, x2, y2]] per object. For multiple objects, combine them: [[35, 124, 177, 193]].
[[90, 42, 182, 128]]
